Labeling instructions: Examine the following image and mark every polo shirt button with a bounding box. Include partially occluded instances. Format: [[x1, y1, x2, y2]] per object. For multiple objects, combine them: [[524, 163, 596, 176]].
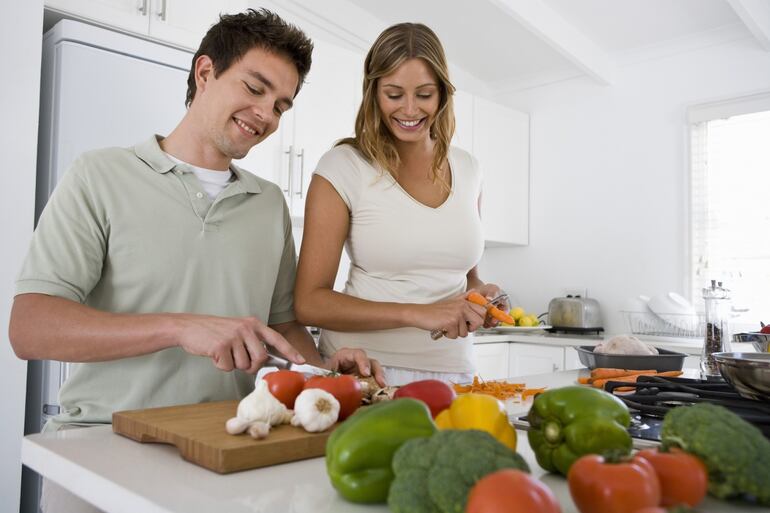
[[196, 192, 204, 199]]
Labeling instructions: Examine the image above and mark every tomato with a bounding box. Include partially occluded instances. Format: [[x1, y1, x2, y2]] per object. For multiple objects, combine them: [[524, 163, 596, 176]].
[[466, 469, 561, 513], [262, 370, 306, 409], [304, 374, 362, 420], [636, 447, 708, 507], [568, 454, 661, 513], [393, 379, 456, 418]]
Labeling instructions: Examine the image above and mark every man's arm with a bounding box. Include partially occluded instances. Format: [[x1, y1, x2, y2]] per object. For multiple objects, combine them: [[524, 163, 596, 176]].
[[9, 293, 306, 373]]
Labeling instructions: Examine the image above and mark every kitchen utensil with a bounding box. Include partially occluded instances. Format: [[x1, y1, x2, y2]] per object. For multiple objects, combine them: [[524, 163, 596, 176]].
[[264, 354, 330, 377], [113, 400, 335, 473], [575, 345, 687, 372], [547, 295, 603, 331], [701, 280, 732, 377], [430, 293, 510, 340], [713, 352, 770, 401], [732, 332, 770, 352]]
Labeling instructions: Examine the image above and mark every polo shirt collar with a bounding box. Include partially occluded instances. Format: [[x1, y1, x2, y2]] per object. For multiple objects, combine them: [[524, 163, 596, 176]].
[[134, 135, 262, 194]]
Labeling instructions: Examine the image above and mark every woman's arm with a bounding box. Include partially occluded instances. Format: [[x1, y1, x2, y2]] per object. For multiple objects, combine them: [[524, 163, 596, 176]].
[[294, 175, 486, 339]]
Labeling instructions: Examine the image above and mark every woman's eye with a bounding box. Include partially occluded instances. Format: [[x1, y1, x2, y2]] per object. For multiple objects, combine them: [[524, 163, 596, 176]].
[[418, 94, 433, 99], [387, 95, 402, 100]]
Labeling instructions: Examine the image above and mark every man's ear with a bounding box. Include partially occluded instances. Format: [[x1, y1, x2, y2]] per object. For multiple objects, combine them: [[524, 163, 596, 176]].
[[194, 55, 214, 94]]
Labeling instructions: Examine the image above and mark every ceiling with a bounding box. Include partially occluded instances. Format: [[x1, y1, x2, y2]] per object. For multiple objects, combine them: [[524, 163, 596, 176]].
[[278, 0, 770, 95]]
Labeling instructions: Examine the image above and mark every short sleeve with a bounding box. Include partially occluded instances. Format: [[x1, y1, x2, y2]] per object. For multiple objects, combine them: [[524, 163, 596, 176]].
[[312, 145, 367, 211], [15, 157, 107, 303], [267, 199, 298, 325]]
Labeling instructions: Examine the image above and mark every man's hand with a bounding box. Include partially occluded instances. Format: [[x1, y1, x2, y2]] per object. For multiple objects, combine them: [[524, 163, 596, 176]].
[[171, 314, 306, 373], [327, 348, 386, 387]]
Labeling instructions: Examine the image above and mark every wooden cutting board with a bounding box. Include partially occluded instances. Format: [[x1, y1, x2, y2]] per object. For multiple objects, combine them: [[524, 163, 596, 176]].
[[113, 400, 335, 474]]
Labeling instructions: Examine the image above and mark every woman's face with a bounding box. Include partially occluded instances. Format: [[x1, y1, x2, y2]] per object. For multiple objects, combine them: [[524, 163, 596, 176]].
[[376, 58, 440, 144]]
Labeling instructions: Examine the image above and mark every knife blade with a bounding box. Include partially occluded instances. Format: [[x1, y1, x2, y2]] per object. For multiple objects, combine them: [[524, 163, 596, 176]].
[[263, 354, 330, 377]]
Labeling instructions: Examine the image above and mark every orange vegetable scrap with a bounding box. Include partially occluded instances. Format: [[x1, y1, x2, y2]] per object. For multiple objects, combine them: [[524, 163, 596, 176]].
[[452, 376, 545, 402]]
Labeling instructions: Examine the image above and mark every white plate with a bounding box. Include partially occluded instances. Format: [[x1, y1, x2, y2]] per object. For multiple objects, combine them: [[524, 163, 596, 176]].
[[490, 325, 551, 333]]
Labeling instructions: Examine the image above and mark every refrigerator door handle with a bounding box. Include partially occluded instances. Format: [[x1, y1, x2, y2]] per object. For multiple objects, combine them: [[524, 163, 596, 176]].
[[283, 145, 294, 196], [295, 148, 305, 198], [156, 0, 167, 21]]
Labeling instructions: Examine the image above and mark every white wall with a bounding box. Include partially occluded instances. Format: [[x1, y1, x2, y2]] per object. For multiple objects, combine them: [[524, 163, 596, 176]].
[[480, 37, 770, 335], [1, 1, 43, 511]]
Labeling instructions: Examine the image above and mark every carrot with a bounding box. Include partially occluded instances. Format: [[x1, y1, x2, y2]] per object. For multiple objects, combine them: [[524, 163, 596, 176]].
[[466, 292, 515, 324], [577, 376, 592, 385], [521, 388, 546, 399], [590, 368, 657, 379], [452, 376, 540, 401], [592, 370, 683, 389]]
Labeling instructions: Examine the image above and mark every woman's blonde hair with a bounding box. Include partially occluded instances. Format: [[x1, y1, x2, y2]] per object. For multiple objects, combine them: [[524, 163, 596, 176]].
[[339, 23, 456, 189]]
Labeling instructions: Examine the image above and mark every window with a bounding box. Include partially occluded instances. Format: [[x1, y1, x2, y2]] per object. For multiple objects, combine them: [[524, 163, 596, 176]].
[[689, 92, 770, 332]]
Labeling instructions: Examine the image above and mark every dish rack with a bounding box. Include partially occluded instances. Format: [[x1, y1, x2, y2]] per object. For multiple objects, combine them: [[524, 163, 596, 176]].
[[621, 311, 705, 338]]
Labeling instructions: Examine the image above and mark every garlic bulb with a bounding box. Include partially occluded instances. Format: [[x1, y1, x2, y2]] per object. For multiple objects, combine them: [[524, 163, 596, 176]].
[[225, 379, 294, 436], [291, 388, 340, 433]]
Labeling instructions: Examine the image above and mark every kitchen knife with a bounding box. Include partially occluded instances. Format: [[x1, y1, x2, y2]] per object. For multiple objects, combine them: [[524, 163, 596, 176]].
[[263, 354, 330, 377]]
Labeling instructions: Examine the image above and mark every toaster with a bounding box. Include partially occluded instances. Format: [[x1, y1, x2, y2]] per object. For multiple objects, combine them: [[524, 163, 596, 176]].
[[548, 295, 603, 331]]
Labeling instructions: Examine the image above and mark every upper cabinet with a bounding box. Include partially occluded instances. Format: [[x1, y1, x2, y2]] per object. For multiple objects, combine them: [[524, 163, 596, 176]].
[[452, 92, 530, 246], [44, 0, 248, 50]]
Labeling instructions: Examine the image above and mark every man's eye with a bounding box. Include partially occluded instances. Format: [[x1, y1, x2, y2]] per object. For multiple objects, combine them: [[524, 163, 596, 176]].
[[246, 84, 263, 95], [274, 106, 284, 116]]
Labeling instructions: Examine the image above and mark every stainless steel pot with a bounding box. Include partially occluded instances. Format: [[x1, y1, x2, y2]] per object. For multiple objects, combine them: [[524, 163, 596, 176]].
[[732, 332, 770, 352], [713, 352, 770, 401]]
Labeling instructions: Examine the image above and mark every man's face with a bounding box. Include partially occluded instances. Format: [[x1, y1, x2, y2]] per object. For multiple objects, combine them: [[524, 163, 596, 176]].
[[194, 47, 299, 160]]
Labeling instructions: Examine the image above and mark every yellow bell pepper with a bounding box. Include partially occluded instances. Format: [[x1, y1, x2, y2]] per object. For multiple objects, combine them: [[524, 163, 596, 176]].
[[434, 393, 517, 450]]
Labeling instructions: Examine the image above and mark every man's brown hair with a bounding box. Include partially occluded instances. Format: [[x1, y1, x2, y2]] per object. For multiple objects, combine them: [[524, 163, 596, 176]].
[[185, 8, 313, 107]]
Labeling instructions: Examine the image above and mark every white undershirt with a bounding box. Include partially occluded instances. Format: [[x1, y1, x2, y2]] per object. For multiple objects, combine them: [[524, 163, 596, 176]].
[[164, 152, 233, 200]]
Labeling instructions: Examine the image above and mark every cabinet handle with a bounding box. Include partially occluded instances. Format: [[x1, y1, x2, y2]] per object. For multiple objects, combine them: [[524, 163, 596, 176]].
[[295, 148, 305, 198], [552, 363, 558, 372], [156, 0, 167, 21], [283, 145, 294, 196], [137, 0, 148, 16]]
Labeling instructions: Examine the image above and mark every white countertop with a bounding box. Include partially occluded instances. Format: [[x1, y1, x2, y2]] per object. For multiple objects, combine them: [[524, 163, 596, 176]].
[[21, 370, 767, 513]]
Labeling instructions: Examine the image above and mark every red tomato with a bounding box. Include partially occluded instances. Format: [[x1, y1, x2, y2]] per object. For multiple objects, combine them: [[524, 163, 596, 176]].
[[466, 469, 561, 513], [393, 379, 456, 418], [568, 454, 661, 513], [262, 370, 306, 409], [304, 374, 362, 420], [636, 447, 708, 507]]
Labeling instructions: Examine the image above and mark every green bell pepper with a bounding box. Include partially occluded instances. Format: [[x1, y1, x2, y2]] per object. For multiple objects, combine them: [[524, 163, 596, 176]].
[[527, 385, 632, 476], [325, 398, 436, 503]]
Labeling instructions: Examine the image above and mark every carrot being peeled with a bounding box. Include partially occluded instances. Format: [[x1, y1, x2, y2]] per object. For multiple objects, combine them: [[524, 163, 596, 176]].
[[466, 292, 515, 324]]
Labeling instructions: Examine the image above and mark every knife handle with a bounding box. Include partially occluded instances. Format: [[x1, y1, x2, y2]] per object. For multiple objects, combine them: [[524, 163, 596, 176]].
[[263, 354, 291, 369]]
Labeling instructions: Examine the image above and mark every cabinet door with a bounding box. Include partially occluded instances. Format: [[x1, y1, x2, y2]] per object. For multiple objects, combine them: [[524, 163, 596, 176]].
[[473, 96, 529, 246], [474, 342, 510, 380], [289, 38, 362, 217], [149, 0, 248, 50], [452, 90, 473, 153], [508, 343, 563, 377], [563, 346, 587, 370], [45, 0, 149, 34]]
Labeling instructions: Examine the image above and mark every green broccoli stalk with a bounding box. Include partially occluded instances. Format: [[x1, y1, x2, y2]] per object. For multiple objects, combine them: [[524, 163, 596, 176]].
[[388, 429, 530, 513], [660, 402, 770, 505]]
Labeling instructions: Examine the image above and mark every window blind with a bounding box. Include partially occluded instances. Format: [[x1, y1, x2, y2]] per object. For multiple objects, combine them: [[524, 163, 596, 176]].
[[689, 108, 770, 329]]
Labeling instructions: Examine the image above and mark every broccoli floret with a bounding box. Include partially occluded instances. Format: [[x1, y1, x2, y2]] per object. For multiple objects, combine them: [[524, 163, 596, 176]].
[[387, 430, 530, 513], [660, 402, 770, 505]]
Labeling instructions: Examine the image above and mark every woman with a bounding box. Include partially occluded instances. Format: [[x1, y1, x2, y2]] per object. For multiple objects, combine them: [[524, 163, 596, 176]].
[[294, 23, 507, 386]]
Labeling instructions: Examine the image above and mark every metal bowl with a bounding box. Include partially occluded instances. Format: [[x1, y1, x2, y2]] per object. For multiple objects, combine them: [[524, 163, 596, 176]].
[[713, 352, 770, 401], [732, 332, 770, 352]]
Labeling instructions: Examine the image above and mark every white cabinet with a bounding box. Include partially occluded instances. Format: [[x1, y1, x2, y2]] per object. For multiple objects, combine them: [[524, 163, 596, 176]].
[[238, 38, 362, 218], [474, 342, 510, 381], [450, 90, 530, 246], [474, 96, 529, 246], [564, 346, 587, 370], [508, 343, 564, 377], [45, 0, 246, 49]]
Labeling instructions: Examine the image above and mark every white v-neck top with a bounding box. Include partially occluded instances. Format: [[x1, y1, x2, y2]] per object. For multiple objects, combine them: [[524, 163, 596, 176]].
[[313, 144, 484, 373]]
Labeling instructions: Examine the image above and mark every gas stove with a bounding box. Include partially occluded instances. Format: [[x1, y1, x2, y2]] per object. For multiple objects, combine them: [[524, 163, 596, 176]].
[[512, 375, 770, 448]]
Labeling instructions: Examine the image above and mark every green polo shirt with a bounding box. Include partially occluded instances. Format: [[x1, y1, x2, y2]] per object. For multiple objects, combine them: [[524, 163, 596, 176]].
[[16, 135, 297, 429]]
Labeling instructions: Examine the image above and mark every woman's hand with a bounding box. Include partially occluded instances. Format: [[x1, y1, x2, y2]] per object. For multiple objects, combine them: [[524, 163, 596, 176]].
[[410, 293, 488, 339], [474, 283, 510, 328]]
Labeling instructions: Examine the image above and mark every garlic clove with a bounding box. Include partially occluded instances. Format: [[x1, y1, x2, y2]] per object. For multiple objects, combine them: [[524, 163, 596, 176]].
[[225, 416, 251, 435], [247, 421, 271, 439]]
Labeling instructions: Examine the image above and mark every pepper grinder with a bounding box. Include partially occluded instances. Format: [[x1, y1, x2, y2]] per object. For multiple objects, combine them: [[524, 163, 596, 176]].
[[701, 280, 732, 378]]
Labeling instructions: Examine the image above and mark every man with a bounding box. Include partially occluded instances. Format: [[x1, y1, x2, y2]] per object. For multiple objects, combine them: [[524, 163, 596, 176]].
[[10, 11, 383, 509]]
